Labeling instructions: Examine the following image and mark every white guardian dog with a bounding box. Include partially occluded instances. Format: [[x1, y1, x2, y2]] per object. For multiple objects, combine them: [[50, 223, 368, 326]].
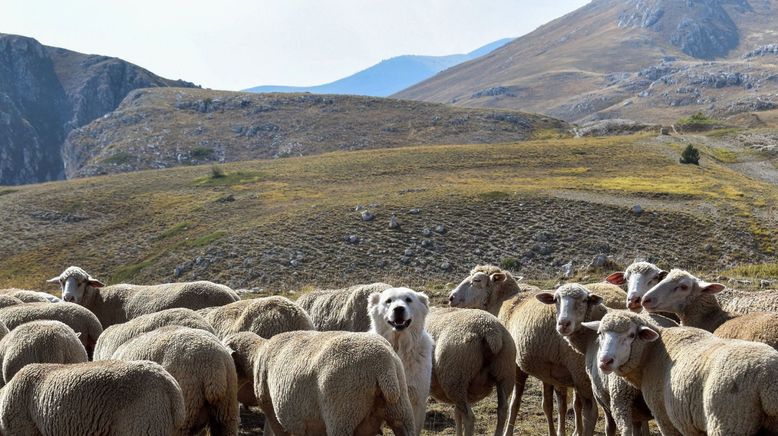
[[368, 287, 434, 435]]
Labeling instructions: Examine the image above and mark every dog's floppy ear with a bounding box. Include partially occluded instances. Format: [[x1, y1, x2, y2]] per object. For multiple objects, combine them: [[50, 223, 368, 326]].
[[368, 292, 382, 309], [417, 291, 430, 308]]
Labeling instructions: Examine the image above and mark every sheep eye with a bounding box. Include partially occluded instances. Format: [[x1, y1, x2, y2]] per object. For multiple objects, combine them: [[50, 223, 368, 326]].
[[472, 279, 481, 283], [628, 333, 635, 339], [405, 297, 412, 303], [385, 299, 392, 304]]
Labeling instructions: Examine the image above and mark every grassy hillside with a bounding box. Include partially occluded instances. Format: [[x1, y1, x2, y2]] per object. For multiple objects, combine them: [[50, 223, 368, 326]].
[[1, 132, 775, 293], [63, 88, 567, 178]]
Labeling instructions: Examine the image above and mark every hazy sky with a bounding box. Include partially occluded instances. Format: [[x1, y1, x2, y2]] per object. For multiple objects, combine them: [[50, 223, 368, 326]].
[[3, 0, 588, 91]]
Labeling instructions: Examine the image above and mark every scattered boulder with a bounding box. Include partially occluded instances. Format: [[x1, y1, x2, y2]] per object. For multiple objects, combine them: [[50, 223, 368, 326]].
[[409, 208, 421, 215], [422, 228, 432, 237], [347, 235, 360, 244], [361, 211, 374, 221], [434, 224, 447, 234], [389, 215, 399, 229], [631, 204, 644, 216], [561, 261, 574, 278]]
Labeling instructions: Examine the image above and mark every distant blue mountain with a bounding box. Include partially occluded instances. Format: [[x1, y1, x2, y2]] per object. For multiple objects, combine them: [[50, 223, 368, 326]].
[[244, 38, 513, 97]]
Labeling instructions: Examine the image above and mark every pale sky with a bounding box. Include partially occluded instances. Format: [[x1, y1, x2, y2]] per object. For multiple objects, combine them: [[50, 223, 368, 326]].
[[2, 0, 589, 91]]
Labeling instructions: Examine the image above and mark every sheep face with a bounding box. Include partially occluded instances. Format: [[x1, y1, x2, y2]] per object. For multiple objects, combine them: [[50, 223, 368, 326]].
[[582, 315, 659, 375], [641, 269, 724, 313], [606, 262, 666, 311], [448, 269, 516, 311], [47, 266, 104, 303], [369, 287, 429, 332], [536, 284, 602, 336]]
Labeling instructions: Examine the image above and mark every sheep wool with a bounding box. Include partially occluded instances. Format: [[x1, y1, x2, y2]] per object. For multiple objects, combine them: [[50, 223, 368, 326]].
[[426, 307, 516, 436], [0, 302, 102, 358], [202, 296, 313, 339], [586, 311, 778, 435], [48, 266, 240, 328], [0, 320, 87, 387], [224, 330, 415, 436], [297, 282, 392, 331], [0, 360, 186, 436], [111, 326, 239, 435], [93, 307, 215, 360]]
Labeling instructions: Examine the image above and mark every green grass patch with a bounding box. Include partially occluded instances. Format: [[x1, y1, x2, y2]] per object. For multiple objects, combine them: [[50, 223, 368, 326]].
[[500, 257, 521, 271], [152, 222, 191, 241], [722, 263, 778, 279], [700, 145, 738, 163], [478, 191, 510, 201], [187, 231, 226, 248], [111, 258, 156, 283], [676, 112, 724, 132], [102, 151, 135, 165], [706, 128, 742, 138]]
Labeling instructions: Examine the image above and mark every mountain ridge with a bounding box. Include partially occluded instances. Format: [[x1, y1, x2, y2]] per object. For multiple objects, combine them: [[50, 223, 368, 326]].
[[244, 38, 512, 97]]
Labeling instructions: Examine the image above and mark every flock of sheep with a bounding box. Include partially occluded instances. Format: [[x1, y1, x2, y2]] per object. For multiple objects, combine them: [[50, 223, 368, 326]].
[[0, 262, 776, 435]]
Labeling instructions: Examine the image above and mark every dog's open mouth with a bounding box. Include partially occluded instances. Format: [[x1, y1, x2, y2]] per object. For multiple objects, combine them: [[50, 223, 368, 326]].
[[388, 319, 411, 330]]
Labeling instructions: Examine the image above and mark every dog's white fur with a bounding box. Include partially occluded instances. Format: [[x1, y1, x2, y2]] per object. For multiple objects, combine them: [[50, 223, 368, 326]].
[[368, 287, 434, 435]]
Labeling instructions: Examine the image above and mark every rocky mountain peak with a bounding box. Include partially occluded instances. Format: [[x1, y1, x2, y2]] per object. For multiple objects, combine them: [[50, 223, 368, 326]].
[[617, 0, 750, 59]]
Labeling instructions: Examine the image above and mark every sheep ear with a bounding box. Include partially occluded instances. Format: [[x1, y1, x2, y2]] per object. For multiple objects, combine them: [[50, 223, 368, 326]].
[[582, 321, 600, 331], [535, 292, 555, 305], [588, 294, 603, 306], [699, 282, 725, 294], [46, 277, 60, 284], [605, 272, 626, 285], [87, 278, 105, 288], [637, 326, 659, 342], [657, 270, 669, 280], [490, 272, 507, 283], [74, 332, 82, 338], [368, 292, 381, 308]]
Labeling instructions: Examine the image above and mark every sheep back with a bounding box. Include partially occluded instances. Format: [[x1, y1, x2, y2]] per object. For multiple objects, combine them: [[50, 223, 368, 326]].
[[0, 303, 102, 357], [0, 295, 23, 309], [0, 289, 54, 303], [0, 320, 87, 387], [93, 308, 215, 360], [427, 307, 516, 404], [112, 326, 238, 435], [0, 360, 185, 436], [297, 282, 392, 331], [255, 330, 414, 435], [204, 296, 313, 340]]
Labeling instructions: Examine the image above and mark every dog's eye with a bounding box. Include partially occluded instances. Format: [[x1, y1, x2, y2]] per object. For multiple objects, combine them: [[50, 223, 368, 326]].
[[405, 297, 412, 303], [385, 298, 392, 304]]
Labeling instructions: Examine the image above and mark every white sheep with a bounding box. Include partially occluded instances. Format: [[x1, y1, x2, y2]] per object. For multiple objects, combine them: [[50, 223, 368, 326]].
[[223, 330, 416, 435], [93, 307, 215, 360], [297, 282, 392, 331], [0, 320, 87, 387], [426, 307, 516, 436], [0, 295, 23, 309], [110, 326, 239, 435], [605, 261, 666, 311], [0, 288, 59, 303], [717, 288, 778, 314], [0, 360, 186, 435], [0, 302, 102, 358], [641, 269, 778, 349], [536, 284, 677, 436], [450, 265, 627, 436], [202, 296, 313, 339], [47, 266, 240, 327], [584, 310, 778, 435]]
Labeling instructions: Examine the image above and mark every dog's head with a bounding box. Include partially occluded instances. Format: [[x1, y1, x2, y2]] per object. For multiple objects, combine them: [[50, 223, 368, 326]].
[[368, 287, 429, 332]]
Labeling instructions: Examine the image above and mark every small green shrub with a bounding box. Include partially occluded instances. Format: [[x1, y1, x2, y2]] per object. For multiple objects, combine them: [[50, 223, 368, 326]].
[[191, 147, 214, 159], [680, 144, 701, 165], [210, 164, 226, 179], [500, 257, 521, 271]]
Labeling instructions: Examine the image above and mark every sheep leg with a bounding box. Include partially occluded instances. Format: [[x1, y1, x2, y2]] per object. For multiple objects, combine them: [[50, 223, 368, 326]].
[[455, 402, 475, 436], [638, 421, 650, 436], [580, 395, 598, 436], [493, 376, 511, 436], [454, 407, 463, 436], [504, 366, 528, 436], [598, 400, 616, 436], [543, 384, 557, 436], [572, 390, 583, 436], [553, 385, 566, 436]]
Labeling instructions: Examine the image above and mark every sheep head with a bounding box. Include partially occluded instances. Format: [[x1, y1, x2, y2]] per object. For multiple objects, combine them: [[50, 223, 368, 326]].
[[640, 269, 724, 314], [582, 311, 659, 376], [606, 261, 667, 312], [448, 265, 521, 316], [46, 266, 104, 304], [222, 332, 265, 406], [536, 283, 603, 336]]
